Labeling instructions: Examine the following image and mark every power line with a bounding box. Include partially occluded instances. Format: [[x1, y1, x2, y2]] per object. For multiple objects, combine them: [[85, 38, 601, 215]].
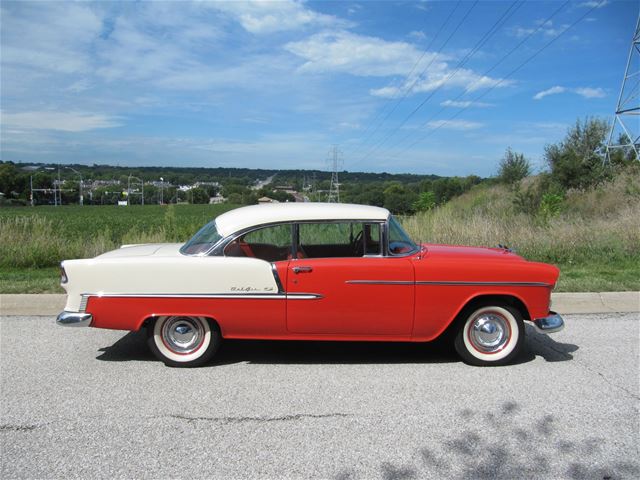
[[390, 0, 602, 157], [381, 0, 570, 158], [345, 1, 462, 156], [356, 0, 522, 165]]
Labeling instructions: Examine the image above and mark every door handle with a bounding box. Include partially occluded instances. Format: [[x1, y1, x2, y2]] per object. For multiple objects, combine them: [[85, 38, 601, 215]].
[[292, 266, 313, 274]]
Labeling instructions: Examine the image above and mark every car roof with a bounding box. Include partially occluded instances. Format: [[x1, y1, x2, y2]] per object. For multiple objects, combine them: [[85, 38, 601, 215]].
[[215, 202, 390, 237]]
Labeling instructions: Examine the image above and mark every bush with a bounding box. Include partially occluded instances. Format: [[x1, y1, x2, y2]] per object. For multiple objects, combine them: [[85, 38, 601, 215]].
[[545, 117, 611, 190], [498, 148, 531, 187]]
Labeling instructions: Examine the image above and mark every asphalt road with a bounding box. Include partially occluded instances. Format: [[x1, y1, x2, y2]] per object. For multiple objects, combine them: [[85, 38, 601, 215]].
[[1, 313, 638, 480]]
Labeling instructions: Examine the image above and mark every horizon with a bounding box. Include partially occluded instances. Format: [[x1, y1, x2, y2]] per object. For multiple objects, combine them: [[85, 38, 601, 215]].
[[0, 0, 636, 177]]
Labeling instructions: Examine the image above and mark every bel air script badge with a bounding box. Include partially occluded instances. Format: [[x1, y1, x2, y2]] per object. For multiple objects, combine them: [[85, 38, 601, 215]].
[[230, 286, 275, 292]]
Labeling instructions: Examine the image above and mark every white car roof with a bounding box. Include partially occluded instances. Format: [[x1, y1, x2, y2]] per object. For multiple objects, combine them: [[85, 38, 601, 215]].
[[215, 202, 390, 237]]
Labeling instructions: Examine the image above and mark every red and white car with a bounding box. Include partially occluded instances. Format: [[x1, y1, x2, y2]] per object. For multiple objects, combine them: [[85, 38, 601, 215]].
[[57, 203, 564, 367]]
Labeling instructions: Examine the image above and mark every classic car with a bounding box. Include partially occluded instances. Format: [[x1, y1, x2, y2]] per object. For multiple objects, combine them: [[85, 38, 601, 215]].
[[57, 203, 564, 367]]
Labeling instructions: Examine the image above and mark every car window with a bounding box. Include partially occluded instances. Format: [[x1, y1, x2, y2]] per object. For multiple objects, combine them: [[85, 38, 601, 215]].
[[388, 216, 418, 255], [298, 222, 381, 258], [181, 220, 223, 255], [224, 224, 293, 262]]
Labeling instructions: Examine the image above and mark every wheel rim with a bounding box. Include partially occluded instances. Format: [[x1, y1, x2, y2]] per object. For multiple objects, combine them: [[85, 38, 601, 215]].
[[161, 316, 205, 355], [467, 312, 511, 354]]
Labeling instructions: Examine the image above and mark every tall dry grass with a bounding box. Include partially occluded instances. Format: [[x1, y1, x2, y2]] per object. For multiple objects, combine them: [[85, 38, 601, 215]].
[[402, 170, 640, 265]]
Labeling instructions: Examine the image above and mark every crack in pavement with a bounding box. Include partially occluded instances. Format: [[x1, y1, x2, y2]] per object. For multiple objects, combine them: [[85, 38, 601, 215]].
[[530, 334, 639, 401], [0, 424, 41, 432], [165, 412, 352, 424]]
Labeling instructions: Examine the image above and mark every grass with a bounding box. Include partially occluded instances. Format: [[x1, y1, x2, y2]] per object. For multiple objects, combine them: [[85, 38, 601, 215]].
[[401, 169, 640, 292], [1, 170, 638, 293]]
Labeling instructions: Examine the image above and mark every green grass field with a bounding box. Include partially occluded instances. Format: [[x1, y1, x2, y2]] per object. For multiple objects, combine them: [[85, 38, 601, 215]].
[[1, 173, 639, 294]]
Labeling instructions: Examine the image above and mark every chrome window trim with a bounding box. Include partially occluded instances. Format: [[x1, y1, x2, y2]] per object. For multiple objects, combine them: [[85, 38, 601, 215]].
[[271, 264, 285, 293], [217, 219, 389, 260]]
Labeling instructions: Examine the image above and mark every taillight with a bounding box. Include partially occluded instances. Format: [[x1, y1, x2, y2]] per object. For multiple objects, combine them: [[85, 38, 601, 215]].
[[60, 264, 68, 284]]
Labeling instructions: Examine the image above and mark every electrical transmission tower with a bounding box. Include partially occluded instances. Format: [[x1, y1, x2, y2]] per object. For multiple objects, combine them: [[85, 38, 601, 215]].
[[606, 15, 640, 163], [327, 146, 343, 203]]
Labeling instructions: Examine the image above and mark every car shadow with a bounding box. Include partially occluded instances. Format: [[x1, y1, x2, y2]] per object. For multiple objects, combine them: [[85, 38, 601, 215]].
[[96, 325, 577, 366], [524, 324, 579, 362]]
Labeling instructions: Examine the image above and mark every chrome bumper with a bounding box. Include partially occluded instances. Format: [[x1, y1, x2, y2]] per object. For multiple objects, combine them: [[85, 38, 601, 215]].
[[56, 311, 92, 327], [532, 312, 564, 334]]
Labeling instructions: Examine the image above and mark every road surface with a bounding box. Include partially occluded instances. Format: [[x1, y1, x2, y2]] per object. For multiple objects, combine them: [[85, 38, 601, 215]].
[[1, 313, 638, 479]]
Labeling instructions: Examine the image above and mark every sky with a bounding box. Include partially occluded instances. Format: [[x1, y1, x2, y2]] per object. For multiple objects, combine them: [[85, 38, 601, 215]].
[[0, 0, 637, 177]]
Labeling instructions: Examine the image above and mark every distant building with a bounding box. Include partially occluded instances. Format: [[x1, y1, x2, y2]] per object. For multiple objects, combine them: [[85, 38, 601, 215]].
[[209, 194, 225, 204], [258, 196, 279, 203]]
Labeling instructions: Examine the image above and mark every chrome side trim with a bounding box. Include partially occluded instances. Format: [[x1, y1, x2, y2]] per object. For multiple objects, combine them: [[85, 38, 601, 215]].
[[81, 292, 323, 300], [346, 280, 552, 287], [56, 311, 92, 327], [532, 312, 565, 334], [416, 281, 552, 287]]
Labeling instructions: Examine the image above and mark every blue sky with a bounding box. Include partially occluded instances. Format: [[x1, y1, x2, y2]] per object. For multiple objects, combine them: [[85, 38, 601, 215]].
[[0, 0, 636, 177]]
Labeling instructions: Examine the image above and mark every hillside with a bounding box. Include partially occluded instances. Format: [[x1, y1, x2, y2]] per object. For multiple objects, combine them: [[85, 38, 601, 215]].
[[402, 167, 640, 292]]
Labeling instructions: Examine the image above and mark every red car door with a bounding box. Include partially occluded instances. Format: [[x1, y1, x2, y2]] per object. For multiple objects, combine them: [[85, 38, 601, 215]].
[[285, 256, 415, 336]]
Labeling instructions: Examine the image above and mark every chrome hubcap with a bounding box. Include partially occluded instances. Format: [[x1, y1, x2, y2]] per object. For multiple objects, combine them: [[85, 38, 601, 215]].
[[469, 313, 509, 353], [162, 317, 204, 354]]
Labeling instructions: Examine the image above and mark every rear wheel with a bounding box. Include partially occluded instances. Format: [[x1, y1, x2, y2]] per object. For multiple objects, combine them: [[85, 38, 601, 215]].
[[147, 316, 220, 367], [454, 304, 524, 366]]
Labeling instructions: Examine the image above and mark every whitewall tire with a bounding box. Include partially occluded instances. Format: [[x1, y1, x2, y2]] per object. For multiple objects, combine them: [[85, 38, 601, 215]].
[[454, 304, 524, 366], [147, 316, 220, 367]]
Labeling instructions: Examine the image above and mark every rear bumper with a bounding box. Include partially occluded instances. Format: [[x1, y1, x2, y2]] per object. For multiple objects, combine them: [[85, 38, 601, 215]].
[[532, 312, 564, 334], [56, 311, 92, 327]]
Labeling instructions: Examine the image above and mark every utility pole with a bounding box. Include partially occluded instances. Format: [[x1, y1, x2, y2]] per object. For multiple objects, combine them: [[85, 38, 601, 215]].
[[327, 146, 343, 203], [606, 14, 640, 163], [159, 177, 164, 205], [127, 175, 144, 206], [66, 166, 83, 206]]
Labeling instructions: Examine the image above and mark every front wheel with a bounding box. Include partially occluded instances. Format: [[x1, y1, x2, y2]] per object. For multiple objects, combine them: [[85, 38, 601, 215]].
[[454, 305, 524, 366], [147, 316, 220, 367]]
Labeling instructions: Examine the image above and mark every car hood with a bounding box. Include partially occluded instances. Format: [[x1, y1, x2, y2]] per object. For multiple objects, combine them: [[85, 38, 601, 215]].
[[421, 243, 524, 261], [96, 243, 184, 259]]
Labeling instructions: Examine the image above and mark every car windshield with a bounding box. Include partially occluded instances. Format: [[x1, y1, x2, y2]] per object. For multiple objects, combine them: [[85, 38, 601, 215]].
[[180, 221, 222, 255], [388, 216, 418, 255]]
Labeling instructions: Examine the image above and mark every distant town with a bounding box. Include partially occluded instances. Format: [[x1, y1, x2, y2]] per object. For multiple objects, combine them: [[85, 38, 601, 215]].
[[0, 160, 484, 214]]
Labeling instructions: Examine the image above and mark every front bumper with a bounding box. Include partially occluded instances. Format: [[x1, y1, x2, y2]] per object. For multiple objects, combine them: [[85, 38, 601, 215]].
[[56, 311, 92, 327], [532, 311, 564, 334]]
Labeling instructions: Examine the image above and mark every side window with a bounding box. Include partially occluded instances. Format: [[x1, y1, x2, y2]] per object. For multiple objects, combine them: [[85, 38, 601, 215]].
[[224, 224, 292, 262], [297, 222, 381, 258]]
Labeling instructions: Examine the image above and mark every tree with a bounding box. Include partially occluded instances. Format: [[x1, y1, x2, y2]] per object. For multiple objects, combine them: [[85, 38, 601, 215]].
[[189, 187, 209, 204], [413, 191, 436, 212], [545, 117, 610, 189], [383, 183, 417, 215], [498, 148, 531, 187]]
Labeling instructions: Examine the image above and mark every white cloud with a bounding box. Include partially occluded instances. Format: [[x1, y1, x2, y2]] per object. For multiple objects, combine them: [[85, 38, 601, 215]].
[[426, 120, 483, 131], [533, 86, 606, 100], [370, 69, 510, 98], [512, 19, 571, 39], [408, 30, 427, 41], [441, 100, 493, 108], [286, 31, 424, 76], [533, 86, 567, 100], [0, 2, 102, 74], [578, 1, 608, 8], [212, 0, 348, 34], [1, 111, 121, 132], [574, 87, 606, 98]]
